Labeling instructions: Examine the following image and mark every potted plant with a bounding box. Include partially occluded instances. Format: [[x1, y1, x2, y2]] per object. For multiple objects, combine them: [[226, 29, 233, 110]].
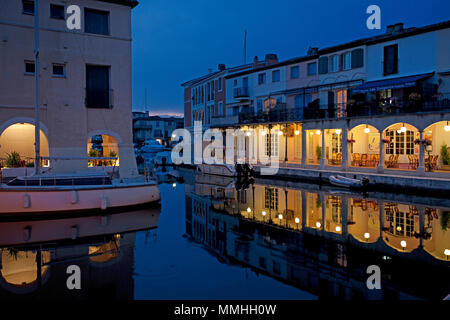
[[315, 146, 322, 162], [440, 144, 450, 171], [88, 149, 99, 167], [6, 151, 21, 168], [109, 150, 118, 166]]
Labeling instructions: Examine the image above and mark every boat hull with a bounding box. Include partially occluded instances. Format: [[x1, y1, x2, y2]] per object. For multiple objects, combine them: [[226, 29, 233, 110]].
[[0, 183, 160, 215]]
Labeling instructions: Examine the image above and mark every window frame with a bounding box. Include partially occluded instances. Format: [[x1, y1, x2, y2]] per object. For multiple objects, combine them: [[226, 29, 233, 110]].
[[383, 44, 399, 76], [342, 52, 351, 71], [84, 8, 110, 36], [22, 0, 34, 15], [50, 4, 65, 20], [52, 63, 66, 77], [258, 73, 266, 85], [290, 66, 299, 79], [272, 69, 281, 83], [24, 60, 35, 75], [307, 62, 317, 76]]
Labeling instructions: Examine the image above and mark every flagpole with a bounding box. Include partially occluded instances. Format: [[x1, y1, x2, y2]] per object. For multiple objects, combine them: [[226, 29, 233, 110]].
[[34, 0, 41, 175]]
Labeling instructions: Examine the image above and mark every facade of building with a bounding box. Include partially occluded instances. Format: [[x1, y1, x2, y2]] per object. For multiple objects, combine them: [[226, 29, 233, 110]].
[[183, 20, 450, 181], [132, 112, 184, 145], [0, 0, 139, 178]]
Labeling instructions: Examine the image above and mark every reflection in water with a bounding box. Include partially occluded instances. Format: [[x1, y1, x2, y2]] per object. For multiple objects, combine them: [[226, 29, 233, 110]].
[[0, 207, 160, 299], [185, 173, 450, 300]]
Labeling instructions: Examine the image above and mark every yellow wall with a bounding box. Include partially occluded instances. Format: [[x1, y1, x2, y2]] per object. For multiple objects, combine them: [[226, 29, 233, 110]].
[[0, 123, 49, 161]]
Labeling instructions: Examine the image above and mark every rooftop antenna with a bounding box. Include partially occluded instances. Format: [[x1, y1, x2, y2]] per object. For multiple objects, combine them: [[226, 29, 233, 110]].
[[243, 29, 247, 64]]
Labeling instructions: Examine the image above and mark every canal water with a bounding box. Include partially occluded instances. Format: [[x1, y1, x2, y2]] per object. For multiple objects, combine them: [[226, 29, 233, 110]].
[[0, 169, 448, 300]]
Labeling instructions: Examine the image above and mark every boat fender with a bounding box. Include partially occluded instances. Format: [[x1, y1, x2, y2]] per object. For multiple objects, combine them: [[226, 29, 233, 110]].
[[101, 196, 108, 210], [23, 226, 32, 241], [71, 190, 79, 204], [71, 225, 79, 240], [23, 194, 31, 208]]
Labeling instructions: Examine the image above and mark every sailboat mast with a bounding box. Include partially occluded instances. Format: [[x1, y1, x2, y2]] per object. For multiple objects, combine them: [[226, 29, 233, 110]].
[[34, 0, 41, 175]]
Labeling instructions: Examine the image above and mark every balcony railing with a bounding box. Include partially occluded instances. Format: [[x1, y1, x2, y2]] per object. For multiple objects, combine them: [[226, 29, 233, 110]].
[[233, 87, 249, 99], [209, 94, 450, 126]]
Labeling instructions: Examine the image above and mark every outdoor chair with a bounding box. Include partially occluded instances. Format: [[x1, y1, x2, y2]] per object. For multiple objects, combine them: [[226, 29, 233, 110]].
[[352, 153, 361, 166], [361, 154, 368, 167], [385, 155, 394, 167]]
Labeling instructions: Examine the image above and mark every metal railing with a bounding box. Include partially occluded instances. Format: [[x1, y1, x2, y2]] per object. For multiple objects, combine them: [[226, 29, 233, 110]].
[[233, 87, 249, 99]]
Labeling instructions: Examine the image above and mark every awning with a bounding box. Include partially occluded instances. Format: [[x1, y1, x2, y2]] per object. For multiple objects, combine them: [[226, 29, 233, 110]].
[[351, 72, 434, 94]]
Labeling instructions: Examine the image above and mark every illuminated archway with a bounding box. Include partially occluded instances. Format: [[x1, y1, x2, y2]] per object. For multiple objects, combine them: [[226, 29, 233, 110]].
[[348, 124, 379, 168], [0, 123, 49, 168], [382, 123, 419, 170], [348, 198, 380, 243], [87, 134, 119, 167], [423, 121, 450, 172], [0, 249, 50, 294]]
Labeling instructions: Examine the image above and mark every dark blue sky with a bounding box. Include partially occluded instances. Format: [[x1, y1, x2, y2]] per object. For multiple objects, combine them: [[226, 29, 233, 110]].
[[131, 0, 450, 115]]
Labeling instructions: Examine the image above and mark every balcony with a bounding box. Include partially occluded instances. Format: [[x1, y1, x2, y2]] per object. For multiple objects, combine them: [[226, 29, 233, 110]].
[[210, 115, 240, 126], [233, 87, 249, 99]]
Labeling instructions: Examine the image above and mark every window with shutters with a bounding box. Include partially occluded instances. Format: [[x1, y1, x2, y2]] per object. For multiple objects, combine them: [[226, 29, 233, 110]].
[[258, 73, 266, 85], [351, 48, 364, 69], [384, 44, 398, 75], [329, 55, 339, 73], [272, 70, 280, 82], [342, 52, 351, 70], [307, 62, 317, 75], [84, 8, 109, 35], [291, 66, 299, 79], [86, 65, 110, 108], [319, 56, 328, 74]]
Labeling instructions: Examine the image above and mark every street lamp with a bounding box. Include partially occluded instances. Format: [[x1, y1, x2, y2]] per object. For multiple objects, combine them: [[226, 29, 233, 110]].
[[400, 240, 407, 250]]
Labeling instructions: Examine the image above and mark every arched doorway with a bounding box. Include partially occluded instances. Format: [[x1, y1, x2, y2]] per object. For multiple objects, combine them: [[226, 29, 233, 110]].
[[383, 123, 419, 170], [87, 134, 119, 167], [0, 123, 49, 169], [423, 121, 450, 172], [348, 124, 380, 168]]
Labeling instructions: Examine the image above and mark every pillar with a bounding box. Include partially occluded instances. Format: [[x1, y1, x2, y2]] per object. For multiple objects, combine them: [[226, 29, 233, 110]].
[[301, 191, 307, 230], [417, 131, 425, 175], [301, 128, 307, 168], [320, 126, 325, 169], [377, 131, 384, 173], [341, 195, 348, 237], [342, 125, 349, 171]]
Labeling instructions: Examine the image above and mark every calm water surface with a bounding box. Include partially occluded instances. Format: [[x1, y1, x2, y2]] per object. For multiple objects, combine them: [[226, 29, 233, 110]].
[[0, 169, 449, 300]]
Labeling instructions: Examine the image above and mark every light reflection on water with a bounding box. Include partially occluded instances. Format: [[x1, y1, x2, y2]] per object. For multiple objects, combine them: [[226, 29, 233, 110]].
[[0, 169, 448, 300]]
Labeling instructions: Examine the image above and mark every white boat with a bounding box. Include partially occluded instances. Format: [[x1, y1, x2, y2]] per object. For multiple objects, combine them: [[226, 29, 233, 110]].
[[196, 163, 237, 177], [0, 3, 160, 216], [0, 172, 160, 215], [329, 175, 369, 189], [140, 139, 165, 156]]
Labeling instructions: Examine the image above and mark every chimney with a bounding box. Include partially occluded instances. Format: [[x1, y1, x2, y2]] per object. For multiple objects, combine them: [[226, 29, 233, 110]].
[[386, 22, 404, 34], [218, 64, 226, 71], [265, 53, 279, 66], [253, 56, 259, 68], [307, 47, 318, 56]]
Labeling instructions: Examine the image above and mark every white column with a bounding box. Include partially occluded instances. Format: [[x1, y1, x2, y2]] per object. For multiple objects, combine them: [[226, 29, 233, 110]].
[[377, 131, 384, 173], [417, 131, 425, 175], [301, 128, 306, 168], [342, 126, 348, 171], [320, 127, 325, 169]]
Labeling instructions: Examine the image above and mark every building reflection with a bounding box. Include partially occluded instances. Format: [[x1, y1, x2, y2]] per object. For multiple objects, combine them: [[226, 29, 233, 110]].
[[0, 207, 160, 299], [185, 173, 450, 300]]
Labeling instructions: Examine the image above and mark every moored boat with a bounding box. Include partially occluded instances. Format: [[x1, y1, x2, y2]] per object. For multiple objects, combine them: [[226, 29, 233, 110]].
[[329, 175, 369, 189]]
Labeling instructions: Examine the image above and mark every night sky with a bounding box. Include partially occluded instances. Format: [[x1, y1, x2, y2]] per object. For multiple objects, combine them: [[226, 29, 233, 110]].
[[131, 0, 450, 116]]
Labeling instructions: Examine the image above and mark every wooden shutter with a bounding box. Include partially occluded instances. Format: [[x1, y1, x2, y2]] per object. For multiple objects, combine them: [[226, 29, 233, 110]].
[[319, 56, 328, 74], [351, 48, 364, 68]]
